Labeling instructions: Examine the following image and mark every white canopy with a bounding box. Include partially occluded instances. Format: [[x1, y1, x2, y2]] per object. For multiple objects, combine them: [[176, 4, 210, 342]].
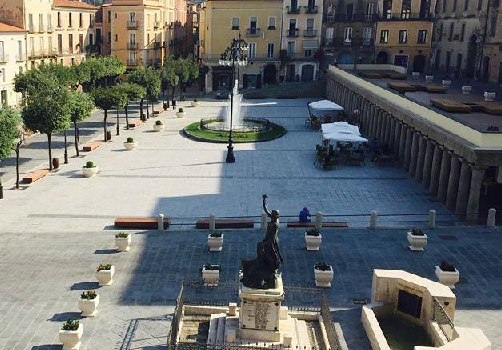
[[321, 122, 368, 144], [309, 100, 344, 111]]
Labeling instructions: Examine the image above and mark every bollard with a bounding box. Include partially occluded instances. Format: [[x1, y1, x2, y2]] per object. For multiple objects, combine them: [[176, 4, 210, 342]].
[[369, 210, 377, 229], [158, 214, 164, 231], [427, 210, 436, 229], [228, 302, 237, 316], [209, 214, 216, 231], [487, 208, 496, 227], [261, 213, 267, 230], [283, 334, 293, 348], [315, 212, 323, 229]]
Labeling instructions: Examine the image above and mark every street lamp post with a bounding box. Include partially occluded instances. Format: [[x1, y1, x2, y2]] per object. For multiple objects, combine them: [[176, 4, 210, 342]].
[[219, 35, 248, 163]]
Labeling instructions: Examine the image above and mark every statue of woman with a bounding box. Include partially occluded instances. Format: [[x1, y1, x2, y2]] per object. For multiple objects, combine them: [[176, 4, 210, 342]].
[[241, 195, 283, 289]]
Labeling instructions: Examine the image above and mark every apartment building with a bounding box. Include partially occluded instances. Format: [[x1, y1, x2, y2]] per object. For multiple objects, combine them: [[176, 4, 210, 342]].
[[322, 0, 377, 67], [282, 0, 323, 82], [186, 1, 200, 60], [200, 0, 283, 92], [0, 22, 26, 107], [478, 0, 502, 82], [375, 0, 435, 72]]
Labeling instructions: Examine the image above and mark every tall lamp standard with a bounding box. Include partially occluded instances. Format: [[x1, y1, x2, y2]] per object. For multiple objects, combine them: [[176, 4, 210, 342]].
[[219, 35, 248, 163]]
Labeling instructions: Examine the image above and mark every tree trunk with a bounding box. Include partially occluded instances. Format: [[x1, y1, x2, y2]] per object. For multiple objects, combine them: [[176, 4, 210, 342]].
[[116, 108, 120, 135], [15, 144, 21, 189], [146, 100, 150, 119], [125, 105, 130, 130], [103, 109, 108, 142], [171, 86, 176, 102], [47, 133, 53, 171], [179, 83, 183, 100], [139, 98, 144, 119], [64, 130, 68, 164], [74, 121, 80, 157]]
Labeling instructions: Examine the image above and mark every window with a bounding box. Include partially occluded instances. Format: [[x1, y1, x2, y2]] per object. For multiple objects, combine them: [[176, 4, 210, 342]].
[[79, 13, 83, 27], [108, 11, 111, 23], [39, 14, 44, 32], [401, 0, 411, 18], [344, 27, 352, 42], [460, 23, 465, 41], [89, 33, 94, 46], [47, 13, 52, 30], [79, 34, 83, 52], [248, 42, 256, 58], [363, 27, 372, 45], [250, 16, 257, 30], [304, 49, 313, 57], [439, 23, 443, 41], [417, 30, 427, 43], [69, 34, 73, 53], [346, 4, 354, 20], [464, 0, 469, 11], [57, 34, 62, 54], [69, 13, 72, 27], [129, 33, 136, 44], [108, 32, 111, 43], [58, 12, 61, 27], [448, 22, 454, 41], [29, 14, 34, 31], [365, 3, 374, 20], [0, 42, 4, 58], [399, 30, 408, 43], [231, 17, 239, 30], [287, 41, 295, 57], [115, 34, 118, 42], [147, 14, 151, 27], [380, 30, 389, 43], [452, 0, 457, 11], [267, 42, 274, 58], [39, 37, 43, 52], [129, 12, 136, 24], [443, 0, 447, 12], [18, 40, 23, 57], [48, 36, 52, 52], [29, 37, 34, 55], [307, 18, 314, 30], [268, 17, 276, 29], [383, 0, 392, 18], [326, 27, 334, 44], [477, 0, 483, 10], [397, 290, 422, 319], [490, 15, 497, 37]]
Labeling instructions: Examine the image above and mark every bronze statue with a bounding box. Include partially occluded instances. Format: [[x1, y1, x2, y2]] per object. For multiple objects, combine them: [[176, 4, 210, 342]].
[[241, 195, 283, 289]]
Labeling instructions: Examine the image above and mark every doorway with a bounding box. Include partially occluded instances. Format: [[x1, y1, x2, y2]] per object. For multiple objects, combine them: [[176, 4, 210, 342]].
[[413, 54, 426, 72], [376, 51, 389, 64], [301, 64, 315, 82], [264, 64, 277, 84], [466, 35, 478, 78]]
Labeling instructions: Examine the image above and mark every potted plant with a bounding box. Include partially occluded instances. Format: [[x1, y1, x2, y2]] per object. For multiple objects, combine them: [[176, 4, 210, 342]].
[[95, 263, 115, 286], [406, 227, 428, 251], [435, 260, 459, 289], [82, 161, 98, 178], [191, 98, 200, 107], [425, 74, 434, 83], [441, 75, 451, 88], [314, 262, 334, 287], [461, 85, 472, 94], [207, 231, 223, 252], [153, 120, 164, 132], [123, 137, 138, 151], [59, 319, 83, 350], [78, 290, 99, 317], [176, 107, 186, 118], [201, 264, 220, 286], [484, 91, 496, 101], [305, 228, 322, 251], [115, 232, 131, 252]]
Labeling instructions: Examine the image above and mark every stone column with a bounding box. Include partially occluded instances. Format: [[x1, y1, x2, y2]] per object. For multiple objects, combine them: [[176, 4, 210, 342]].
[[403, 128, 413, 171], [398, 124, 407, 162], [393, 121, 402, 155], [409, 132, 420, 176], [414, 136, 426, 182], [455, 160, 472, 217], [446, 154, 461, 210], [428, 145, 443, 196], [466, 167, 486, 222], [371, 106, 379, 138], [388, 117, 396, 150], [374, 108, 382, 141], [422, 139, 434, 188], [379, 112, 387, 142], [436, 150, 451, 203]]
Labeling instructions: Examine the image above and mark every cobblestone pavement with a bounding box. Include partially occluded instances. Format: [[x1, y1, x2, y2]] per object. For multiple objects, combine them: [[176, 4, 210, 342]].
[[0, 227, 501, 349], [0, 99, 455, 233]]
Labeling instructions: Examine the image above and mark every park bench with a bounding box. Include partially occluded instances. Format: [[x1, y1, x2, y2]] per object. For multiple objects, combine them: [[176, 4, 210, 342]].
[[479, 102, 502, 115], [430, 99, 472, 113], [360, 72, 383, 79], [128, 120, 142, 128], [82, 141, 102, 152], [196, 219, 254, 229], [387, 82, 416, 94], [425, 85, 447, 93], [153, 110, 161, 115], [114, 217, 170, 229], [22, 169, 49, 184], [287, 221, 348, 228]]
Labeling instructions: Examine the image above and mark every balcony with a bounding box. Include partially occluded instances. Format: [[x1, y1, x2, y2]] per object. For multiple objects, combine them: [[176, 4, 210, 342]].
[[153, 42, 162, 49], [38, 25, 45, 33], [47, 25, 53, 32], [0, 54, 9, 63], [28, 49, 57, 59], [154, 21, 160, 29], [304, 5, 318, 14], [378, 12, 433, 21], [128, 42, 138, 50], [324, 37, 375, 47], [286, 6, 301, 14], [127, 21, 138, 29], [303, 29, 317, 37], [28, 26, 35, 33], [326, 13, 377, 22], [246, 28, 261, 37], [127, 59, 138, 66], [201, 54, 279, 62], [287, 28, 299, 37], [89, 20, 95, 28], [16, 53, 26, 61]]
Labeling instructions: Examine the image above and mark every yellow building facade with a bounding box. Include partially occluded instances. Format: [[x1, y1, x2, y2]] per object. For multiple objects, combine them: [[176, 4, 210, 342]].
[[200, 0, 283, 92], [0, 22, 26, 107]]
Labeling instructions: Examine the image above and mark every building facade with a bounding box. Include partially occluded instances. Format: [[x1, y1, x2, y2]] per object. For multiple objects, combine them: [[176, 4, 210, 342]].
[[200, 0, 283, 92], [282, 0, 323, 82], [0, 22, 26, 107], [374, 0, 435, 72], [479, 0, 502, 82]]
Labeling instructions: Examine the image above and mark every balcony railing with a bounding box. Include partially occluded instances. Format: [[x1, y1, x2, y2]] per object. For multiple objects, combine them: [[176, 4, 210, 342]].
[[128, 42, 138, 50], [39, 25, 45, 32], [16, 53, 26, 61], [47, 25, 53, 32], [303, 29, 317, 37], [325, 13, 377, 22], [324, 38, 374, 47], [154, 21, 160, 29], [286, 6, 301, 14], [28, 26, 35, 33], [201, 54, 280, 62], [127, 59, 138, 66], [378, 12, 433, 21], [304, 5, 318, 13], [287, 28, 299, 37], [246, 28, 261, 37], [0, 54, 9, 63], [89, 20, 95, 28], [127, 21, 138, 29], [153, 42, 162, 49], [28, 49, 57, 58]]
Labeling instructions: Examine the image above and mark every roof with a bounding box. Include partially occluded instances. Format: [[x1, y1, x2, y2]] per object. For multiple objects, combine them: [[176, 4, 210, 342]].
[[53, 0, 99, 10], [0, 22, 25, 32]]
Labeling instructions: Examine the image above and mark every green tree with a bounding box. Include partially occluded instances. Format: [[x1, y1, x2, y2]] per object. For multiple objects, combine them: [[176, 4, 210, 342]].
[[22, 88, 71, 171], [79, 57, 126, 90], [174, 58, 190, 101], [14, 66, 59, 101], [161, 64, 179, 104], [68, 91, 95, 157], [92, 86, 127, 141], [145, 69, 161, 116], [117, 83, 146, 129], [0, 107, 19, 197], [127, 69, 148, 119]]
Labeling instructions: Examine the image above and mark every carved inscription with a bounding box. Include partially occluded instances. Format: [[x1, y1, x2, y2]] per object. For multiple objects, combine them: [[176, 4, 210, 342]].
[[255, 302, 270, 329]]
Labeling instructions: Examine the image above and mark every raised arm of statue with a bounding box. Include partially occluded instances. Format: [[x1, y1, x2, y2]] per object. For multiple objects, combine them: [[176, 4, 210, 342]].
[[262, 194, 272, 218]]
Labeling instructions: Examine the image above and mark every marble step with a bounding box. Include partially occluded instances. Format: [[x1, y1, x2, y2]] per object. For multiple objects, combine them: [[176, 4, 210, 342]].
[[208, 313, 227, 345]]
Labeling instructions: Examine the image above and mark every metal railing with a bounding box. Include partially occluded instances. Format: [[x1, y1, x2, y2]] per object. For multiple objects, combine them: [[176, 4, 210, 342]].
[[47, 24, 53, 32], [286, 5, 301, 13], [127, 59, 138, 66], [326, 13, 377, 22], [154, 21, 161, 29], [0, 54, 8, 63], [303, 29, 317, 37], [324, 38, 374, 47], [378, 12, 433, 20], [287, 28, 299, 37], [128, 42, 138, 50], [432, 298, 457, 342], [127, 21, 139, 29], [304, 5, 318, 13], [153, 41, 162, 49], [16, 53, 25, 61], [246, 28, 261, 37], [202, 54, 279, 62]]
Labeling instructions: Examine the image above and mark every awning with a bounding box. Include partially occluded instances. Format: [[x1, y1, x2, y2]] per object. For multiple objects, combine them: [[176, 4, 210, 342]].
[[302, 40, 319, 50], [309, 100, 344, 111], [321, 122, 368, 144]]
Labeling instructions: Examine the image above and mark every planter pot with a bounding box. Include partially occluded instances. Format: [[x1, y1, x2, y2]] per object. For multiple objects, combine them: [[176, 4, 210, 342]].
[[176, 112, 186, 118], [406, 232, 428, 251], [314, 265, 334, 287], [191, 101, 200, 107], [59, 324, 83, 350], [123, 141, 138, 151], [305, 233, 322, 251], [82, 166, 98, 178], [412, 72, 420, 79], [153, 124, 164, 132], [115, 235, 131, 252], [207, 234, 224, 252], [202, 267, 219, 286], [462, 85, 472, 94], [425, 75, 434, 83], [484, 92, 496, 101], [106, 131, 112, 141], [95, 266, 115, 286], [435, 266, 460, 289], [52, 157, 60, 170], [163, 102, 169, 110], [141, 114, 147, 122], [78, 295, 100, 317], [442, 80, 451, 88]]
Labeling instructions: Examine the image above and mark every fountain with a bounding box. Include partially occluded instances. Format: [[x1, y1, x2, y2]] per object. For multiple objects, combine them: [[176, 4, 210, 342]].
[[225, 79, 244, 130]]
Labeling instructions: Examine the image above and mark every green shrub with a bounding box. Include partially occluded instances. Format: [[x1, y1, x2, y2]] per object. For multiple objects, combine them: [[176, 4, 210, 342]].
[[439, 260, 456, 272], [115, 232, 129, 238], [155, 120, 163, 125], [194, 98, 198, 102], [62, 319, 79, 331], [204, 264, 220, 271], [126, 137, 134, 143], [179, 108, 184, 113], [85, 161, 95, 168], [314, 262, 331, 271], [97, 263, 112, 271], [411, 227, 424, 236], [209, 231, 222, 238], [306, 228, 320, 236], [80, 290, 97, 300]]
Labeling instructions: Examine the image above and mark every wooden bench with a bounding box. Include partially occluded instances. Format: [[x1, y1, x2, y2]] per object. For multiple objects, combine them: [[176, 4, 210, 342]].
[[388, 73, 407, 80], [360, 72, 383, 79], [114, 217, 170, 229], [196, 219, 254, 229], [387, 82, 416, 93], [425, 85, 447, 93], [128, 120, 142, 128], [22, 169, 49, 184], [479, 102, 502, 115], [287, 221, 348, 228], [430, 99, 472, 113], [82, 141, 102, 152]]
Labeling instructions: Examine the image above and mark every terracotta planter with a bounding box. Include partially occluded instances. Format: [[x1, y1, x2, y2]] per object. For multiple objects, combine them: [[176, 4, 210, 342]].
[[314, 265, 334, 287], [202, 266, 219, 286], [153, 124, 164, 132], [207, 234, 223, 252], [52, 157, 60, 170], [435, 266, 459, 289], [82, 166, 98, 178], [115, 235, 131, 252], [305, 233, 322, 251], [123, 141, 138, 151], [406, 232, 428, 251], [78, 295, 99, 317], [59, 324, 83, 350], [95, 266, 115, 286]]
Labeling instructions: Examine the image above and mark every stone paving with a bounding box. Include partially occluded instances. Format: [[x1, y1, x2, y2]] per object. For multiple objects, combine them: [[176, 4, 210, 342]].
[[0, 98, 454, 233], [0, 227, 502, 349]]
